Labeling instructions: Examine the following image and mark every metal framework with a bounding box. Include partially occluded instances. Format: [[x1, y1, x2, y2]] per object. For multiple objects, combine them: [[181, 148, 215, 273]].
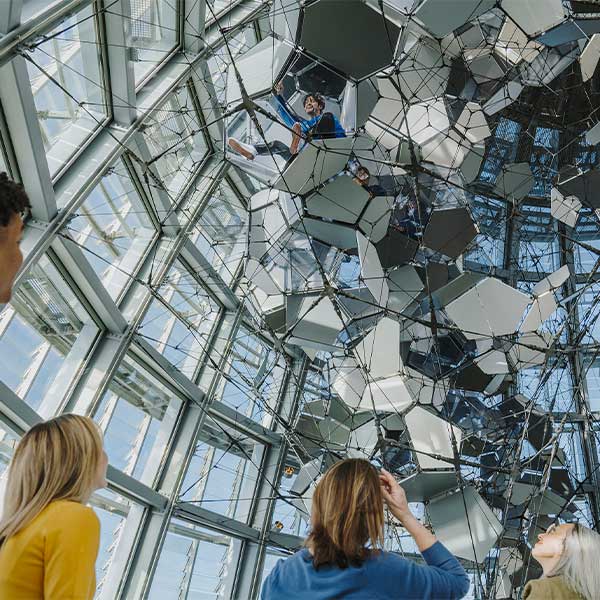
[[0, 1, 306, 598]]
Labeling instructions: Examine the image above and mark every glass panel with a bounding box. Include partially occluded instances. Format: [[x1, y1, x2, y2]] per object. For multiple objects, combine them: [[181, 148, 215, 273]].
[[478, 117, 520, 185], [582, 356, 600, 412], [137, 261, 221, 379], [216, 325, 285, 425], [205, 0, 236, 21], [529, 127, 559, 198], [0, 255, 99, 410], [0, 423, 19, 514], [64, 158, 156, 300], [207, 26, 257, 106], [516, 206, 560, 274], [25, 6, 107, 177], [90, 488, 131, 598], [129, 0, 179, 86], [518, 360, 575, 413], [464, 196, 505, 270], [141, 83, 208, 202], [189, 183, 247, 285], [574, 210, 600, 273], [93, 356, 183, 484], [271, 451, 307, 537], [179, 421, 264, 523], [556, 426, 588, 483], [576, 283, 600, 344], [148, 519, 234, 599]]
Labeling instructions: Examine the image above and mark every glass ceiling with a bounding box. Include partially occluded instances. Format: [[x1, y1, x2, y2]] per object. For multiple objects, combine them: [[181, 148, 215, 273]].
[[1, 1, 600, 598]]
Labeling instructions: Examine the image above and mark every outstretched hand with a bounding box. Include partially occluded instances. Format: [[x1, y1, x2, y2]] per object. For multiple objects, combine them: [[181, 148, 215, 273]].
[[379, 468, 411, 521], [274, 81, 284, 95]]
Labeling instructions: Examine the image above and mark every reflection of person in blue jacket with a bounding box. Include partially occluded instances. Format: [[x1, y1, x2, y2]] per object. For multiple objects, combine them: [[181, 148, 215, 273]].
[[273, 82, 346, 154], [397, 198, 425, 240], [228, 82, 346, 161]]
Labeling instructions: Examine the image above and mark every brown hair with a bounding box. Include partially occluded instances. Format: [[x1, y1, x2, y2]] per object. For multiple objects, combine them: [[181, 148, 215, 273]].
[[0, 172, 30, 227], [306, 458, 385, 569]]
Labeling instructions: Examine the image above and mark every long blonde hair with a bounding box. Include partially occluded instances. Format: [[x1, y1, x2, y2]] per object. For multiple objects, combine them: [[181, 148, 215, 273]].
[[549, 522, 600, 600], [0, 414, 103, 546], [306, 458, 385, 569]]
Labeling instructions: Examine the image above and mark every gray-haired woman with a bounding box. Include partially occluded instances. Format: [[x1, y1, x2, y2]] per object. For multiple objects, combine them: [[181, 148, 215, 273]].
[[525, 522, 600, 599]]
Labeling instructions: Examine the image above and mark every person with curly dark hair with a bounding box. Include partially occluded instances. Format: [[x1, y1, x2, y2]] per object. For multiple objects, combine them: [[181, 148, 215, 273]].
[[227, 83, 346, 161], [0, 173, 30, 303]]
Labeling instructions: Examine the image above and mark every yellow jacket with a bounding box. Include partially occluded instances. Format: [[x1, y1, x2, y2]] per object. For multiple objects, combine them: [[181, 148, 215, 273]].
[[0, 499, 100, 599], [524, 575, 585, 600]]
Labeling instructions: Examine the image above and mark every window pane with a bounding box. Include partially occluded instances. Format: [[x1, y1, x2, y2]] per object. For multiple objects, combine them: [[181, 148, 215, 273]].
[[516, 206, 559, 274], [464, 196, 505, 269], [129, 0, 179, 86], [583, 357, 600, 412], [576, 283, 600, 344], [148, 519, 234, 600], [141, 83, 208, 201], [137, 261, 221, 379], [0, 255, 99, 410], [189, 183, 247, 284], [271, 450, 308, 537], [90, 488, 132, 598], [574, 210, 600, 273], [217, 325, 285, 425], [25, 6, 107, 176], [94, 356, 183, 484], [65, 158, 156, 300], [207, 26, 256, 106], [517, 360, 575, 413], [179, 422, 264, 523]]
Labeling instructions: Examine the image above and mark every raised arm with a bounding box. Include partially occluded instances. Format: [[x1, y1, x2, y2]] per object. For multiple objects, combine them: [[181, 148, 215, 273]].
[[379, 469, 470, 599], [273, 81, 300, 130]]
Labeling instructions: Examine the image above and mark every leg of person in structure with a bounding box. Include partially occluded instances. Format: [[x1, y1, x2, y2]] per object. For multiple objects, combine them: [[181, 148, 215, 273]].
[[227, 138, 256, 160], [290, 122, 303, 155]]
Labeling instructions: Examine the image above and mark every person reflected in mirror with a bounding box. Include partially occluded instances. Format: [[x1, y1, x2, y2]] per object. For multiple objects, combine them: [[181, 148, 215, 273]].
[[524, 522, 600, 600], [227, 82, 345, 162], [228, 136, 294, 162], [0, 173, 30, 304], [352, 165, 386, 197], [261, 459, 470, 600], [0, 414, 109, 599], [274, 82, 346, 155], [395, 197, 426, 240]]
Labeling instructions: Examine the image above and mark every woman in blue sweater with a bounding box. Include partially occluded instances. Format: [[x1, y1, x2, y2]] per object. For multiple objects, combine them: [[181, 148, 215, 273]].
[[261, 459, 470, 600]]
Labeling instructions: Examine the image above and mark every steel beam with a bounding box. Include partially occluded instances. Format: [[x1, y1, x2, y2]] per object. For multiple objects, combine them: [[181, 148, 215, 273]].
[[103, 0, 137, 126], [0, 56, 57, 221], [0, 0, 22, 34]]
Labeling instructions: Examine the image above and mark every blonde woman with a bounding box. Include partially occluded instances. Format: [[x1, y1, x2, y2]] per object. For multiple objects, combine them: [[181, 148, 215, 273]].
[[0, 414, 108, 599], [261, 458, 470, 600], [525, 522, 600, 600]]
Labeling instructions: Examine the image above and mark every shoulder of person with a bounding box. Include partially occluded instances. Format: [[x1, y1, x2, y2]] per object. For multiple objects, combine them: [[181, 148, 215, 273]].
[[523, 576, 579, 599], [43, 501, 99, 530], [365, 549, 408, 570]]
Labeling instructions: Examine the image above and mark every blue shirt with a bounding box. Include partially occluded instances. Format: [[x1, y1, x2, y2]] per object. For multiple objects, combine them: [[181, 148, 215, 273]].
[[261, 541, 470, 600], [274, 94, 346, 138]]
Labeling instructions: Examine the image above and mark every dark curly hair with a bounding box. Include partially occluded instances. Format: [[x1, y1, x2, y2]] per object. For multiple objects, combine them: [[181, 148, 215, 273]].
[[0, 172, 30, 227], [303, 92, 326, 111]]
